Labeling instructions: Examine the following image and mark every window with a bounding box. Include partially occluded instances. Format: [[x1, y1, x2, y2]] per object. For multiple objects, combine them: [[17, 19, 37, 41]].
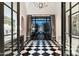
[[13, 12, 17, 39], [72, 13, 79, 35], [4, 2, 18, 56], [4, 3, 12, 55], [4, 2, 11, 7], [4, 5, 11, 38], [65, 2, 79, 56]]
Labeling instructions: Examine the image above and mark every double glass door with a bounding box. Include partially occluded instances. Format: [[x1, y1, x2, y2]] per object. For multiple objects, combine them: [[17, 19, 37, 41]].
[[31, 17, 51, 40], [4, 2, 19, 56], [62, 2, 79, 56]]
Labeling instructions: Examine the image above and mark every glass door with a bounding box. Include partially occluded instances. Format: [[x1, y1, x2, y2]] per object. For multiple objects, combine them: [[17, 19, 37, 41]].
[[31, 17, 51, 40], [4, 3, 12, 56], [4, 2, 18, 56], [64, 2, 79, 56]]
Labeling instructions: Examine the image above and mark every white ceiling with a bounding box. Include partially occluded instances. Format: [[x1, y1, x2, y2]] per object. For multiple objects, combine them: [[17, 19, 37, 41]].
[[25, 2, 61, 15]]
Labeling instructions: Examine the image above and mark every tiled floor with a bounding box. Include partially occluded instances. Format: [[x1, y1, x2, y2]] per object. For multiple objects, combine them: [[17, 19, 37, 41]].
[[4, 39, 61, 56], [4, 33, 61, 56], [20, 39, 61, 56]]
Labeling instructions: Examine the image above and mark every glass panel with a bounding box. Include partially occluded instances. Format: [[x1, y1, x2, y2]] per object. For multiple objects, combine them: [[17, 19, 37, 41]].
[[72, 12, 79, 56], [65, 34, 70, 56], [65, 2, 79, 56], [4, 5, 12, 55], [66, 2, 70, 11], [72, 4, 79, 14], [13, 2, 17, 12], [13, 12, 18, 55], [31, 20, 36, 33], [72, 36, 79, 56], [66, 11, 70, 33], [13, 12, 17, 37], [4, 2, 11, 7], [65, 11, 70, 56], [72, 13, 79, 35], [71, 2, 78, 6]]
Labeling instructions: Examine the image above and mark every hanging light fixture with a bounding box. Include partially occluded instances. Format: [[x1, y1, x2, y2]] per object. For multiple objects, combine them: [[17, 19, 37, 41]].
[[34, 2, 48, 8]]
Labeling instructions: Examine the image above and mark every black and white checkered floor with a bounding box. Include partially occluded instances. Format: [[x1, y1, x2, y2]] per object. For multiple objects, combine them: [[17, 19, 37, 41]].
[[20, 39, 61, 56]]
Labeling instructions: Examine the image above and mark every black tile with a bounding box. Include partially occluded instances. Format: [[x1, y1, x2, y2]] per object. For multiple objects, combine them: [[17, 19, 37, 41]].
[[49, 46, 54, 47], [58, 48, 61, 50], [42, 48, 48, 51], [28, 46, 33, 47], [42, 46, 47, 47], [32, 52, 40, 56], [34, 48, 40, 51], [52, 52, 60, 56], [26, 48, 32, 51], [50, 48, 56, 51], [22, 52, 30, 56], [42, 52, 50, 56], [35, 46, 40, 47], [22, 39, 61, 56]]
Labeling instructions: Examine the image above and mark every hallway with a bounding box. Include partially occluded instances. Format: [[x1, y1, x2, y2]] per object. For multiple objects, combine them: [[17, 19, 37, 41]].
[[20, 17, 61, 56], [0, 2, 79, 56]]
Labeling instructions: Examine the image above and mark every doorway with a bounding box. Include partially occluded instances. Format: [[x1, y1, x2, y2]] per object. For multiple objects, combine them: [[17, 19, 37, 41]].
[[31, 17, 51, 40]]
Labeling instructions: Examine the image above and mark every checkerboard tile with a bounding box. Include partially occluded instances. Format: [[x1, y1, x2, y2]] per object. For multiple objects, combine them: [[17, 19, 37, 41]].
[[20, 40, 61, 56], [4, 39, 61, 56]]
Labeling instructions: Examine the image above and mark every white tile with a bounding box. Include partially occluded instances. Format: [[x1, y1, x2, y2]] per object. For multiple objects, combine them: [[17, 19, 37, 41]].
[[29, 50, 36, 54], [33, 41, 37, 46], [38, 47, 44, 49], [13, 51, 18, 55], [31, 47, 37, 49], [21, 50, 27, 54], [46, 50, 53, 54], [53, 47, 59, 50], [46, 47, 51, 49], [24, 47, 29, 49], [4, 50, 12, 55], [55, 50, 61, 54], [37, 50, 45, 54]]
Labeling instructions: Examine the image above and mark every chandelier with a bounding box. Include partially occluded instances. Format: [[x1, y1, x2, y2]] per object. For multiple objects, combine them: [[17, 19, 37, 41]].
[[34, 2, 48, 8]]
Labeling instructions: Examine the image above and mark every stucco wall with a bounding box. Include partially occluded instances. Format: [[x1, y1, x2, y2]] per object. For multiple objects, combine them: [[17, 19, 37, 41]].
[[55, 3, 61, 45], [20, 2, 27, 42]]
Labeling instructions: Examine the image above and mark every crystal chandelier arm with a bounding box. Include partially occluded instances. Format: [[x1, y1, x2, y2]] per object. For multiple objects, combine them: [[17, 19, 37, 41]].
[[33, 2, 48, 9]]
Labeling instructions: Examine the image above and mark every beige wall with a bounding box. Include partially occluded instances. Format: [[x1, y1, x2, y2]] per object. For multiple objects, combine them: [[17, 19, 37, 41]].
[[20, 2, 27, 41], [55, 3, 61, 45]]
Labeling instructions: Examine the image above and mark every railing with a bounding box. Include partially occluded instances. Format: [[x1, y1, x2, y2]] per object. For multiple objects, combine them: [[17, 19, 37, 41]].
[[66, 33, 79, 39], [4, 35, 24, 56], [4, 33, 17, 36], [4, 33, 17, 44], [66, 33, 79, 56], [4, 34, 24, 51]]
